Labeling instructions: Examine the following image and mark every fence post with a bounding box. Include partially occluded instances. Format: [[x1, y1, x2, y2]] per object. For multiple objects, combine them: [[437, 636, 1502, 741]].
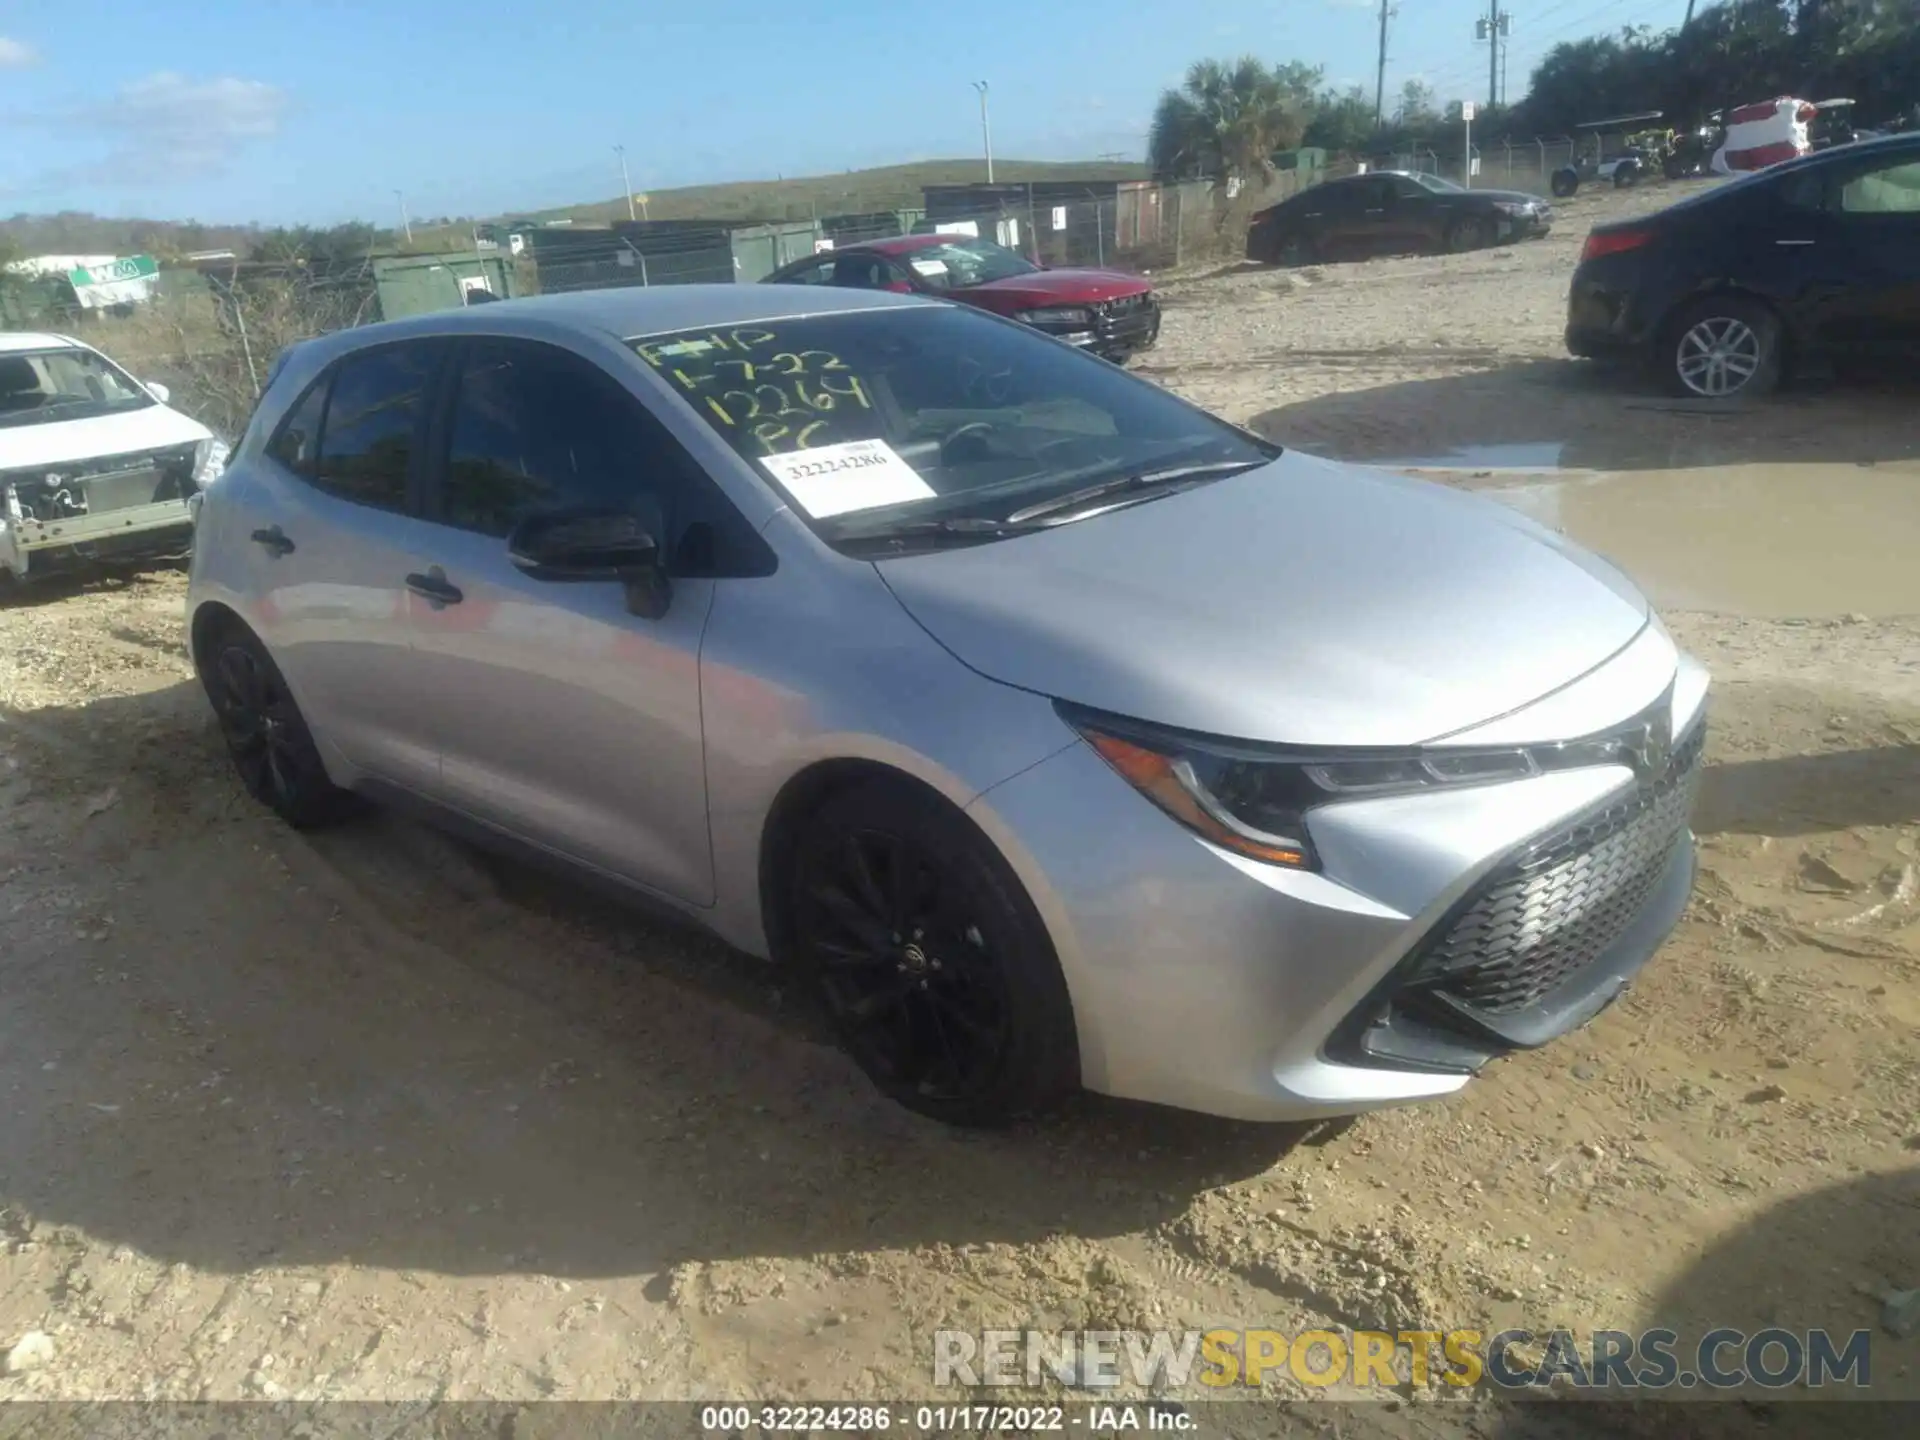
[[1096, 200, 1105, 267]]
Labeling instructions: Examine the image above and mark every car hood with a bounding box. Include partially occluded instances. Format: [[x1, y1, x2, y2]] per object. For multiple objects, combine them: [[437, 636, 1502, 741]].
[[965, 269, 1153, 306], [0, 403, 212, 469], [875, 452, 1650, 747]]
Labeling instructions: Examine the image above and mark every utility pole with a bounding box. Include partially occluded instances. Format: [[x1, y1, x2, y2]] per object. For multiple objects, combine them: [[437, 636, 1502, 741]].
[[972, 81, 994, 183], [1475, 5, 1512, 111], [1375, 0, 1391, 128], [394, 189, 412, 245], [1487, 1, 1501, 112], [616, 145, 636, 222]]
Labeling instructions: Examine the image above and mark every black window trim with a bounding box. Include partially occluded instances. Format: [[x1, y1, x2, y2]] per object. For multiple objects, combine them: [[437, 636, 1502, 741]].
[[423, 334, 776, 580], [263, 337, 450, 519]]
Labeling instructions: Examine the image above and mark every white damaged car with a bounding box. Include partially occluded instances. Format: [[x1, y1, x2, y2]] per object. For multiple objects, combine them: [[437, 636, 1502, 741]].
[[1, 331, 228, 589]]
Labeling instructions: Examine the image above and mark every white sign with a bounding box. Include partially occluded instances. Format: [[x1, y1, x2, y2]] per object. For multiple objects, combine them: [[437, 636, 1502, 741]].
[[1460, 101, 1476, 122], [1051, 205, 1067, 231], [813, 238, 836, 253], [758, 438, 935, 519], [459, 275, 493, 297], [934, 220, 979, 238], [1469, 156, 1481, 177]]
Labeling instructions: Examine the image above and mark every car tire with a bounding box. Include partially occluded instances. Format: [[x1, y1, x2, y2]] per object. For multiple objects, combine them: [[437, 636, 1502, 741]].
[[1277, 232, 1317, 267], [1613, 162, 1641, 189], [199, 619, 360, 828], [1550, 167, 1581, 199], [788, 779, 1080, 1127], [1447, 215, 1494, 253], [1662, 153, 1686, 181], [1663, 296, 1784, 401]]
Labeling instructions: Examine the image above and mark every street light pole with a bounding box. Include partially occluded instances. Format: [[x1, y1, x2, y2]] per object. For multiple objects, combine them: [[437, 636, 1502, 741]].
[[616, 145, 636, 222], [394, 189, 412, 245], [972, 81, 994, 183]]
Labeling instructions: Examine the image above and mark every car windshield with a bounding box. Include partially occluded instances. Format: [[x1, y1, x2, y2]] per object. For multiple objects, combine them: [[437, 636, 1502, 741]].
[[628, 305, 1277, 548], [891, 237, 1038, 290], [1413, 173, 1466, 194], [0, 346, 155, 429]]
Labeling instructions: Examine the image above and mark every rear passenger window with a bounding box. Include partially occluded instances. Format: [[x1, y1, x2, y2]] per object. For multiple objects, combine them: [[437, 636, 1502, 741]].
[[266, 379, 327, 476], [313, 344, 437, 511]]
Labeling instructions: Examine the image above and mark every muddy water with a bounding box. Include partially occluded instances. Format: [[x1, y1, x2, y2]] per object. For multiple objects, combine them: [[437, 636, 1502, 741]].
[[1457, 461, 1920, 618]]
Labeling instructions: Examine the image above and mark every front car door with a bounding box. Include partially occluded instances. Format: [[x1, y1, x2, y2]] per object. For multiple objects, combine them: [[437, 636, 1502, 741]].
[[243, 340, 452, 794], [405, 336, 741, 905], [1384, 175, 1439, 251]]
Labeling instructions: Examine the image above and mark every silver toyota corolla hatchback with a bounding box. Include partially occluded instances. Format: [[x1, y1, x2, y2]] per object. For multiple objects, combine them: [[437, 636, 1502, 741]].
[[187, 285, 1707, 1126]]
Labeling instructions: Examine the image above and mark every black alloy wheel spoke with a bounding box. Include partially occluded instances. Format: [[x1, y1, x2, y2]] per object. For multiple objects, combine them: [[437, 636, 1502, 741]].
[[800, 823, 1015, 1104]]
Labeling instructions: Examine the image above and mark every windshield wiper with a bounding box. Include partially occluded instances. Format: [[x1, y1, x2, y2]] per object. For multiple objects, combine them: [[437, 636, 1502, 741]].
[[831, 514, 1047, 548], [1004, 460, 1266, 525]]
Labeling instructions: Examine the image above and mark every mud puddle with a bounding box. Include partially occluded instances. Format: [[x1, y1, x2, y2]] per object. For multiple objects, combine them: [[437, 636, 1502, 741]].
[[1463, 460, 1920, 617]]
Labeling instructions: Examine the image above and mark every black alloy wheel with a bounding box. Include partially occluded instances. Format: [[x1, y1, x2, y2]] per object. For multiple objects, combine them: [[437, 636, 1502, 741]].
[[203, 625, 356, 827], [790, 782, 1078, 1126]]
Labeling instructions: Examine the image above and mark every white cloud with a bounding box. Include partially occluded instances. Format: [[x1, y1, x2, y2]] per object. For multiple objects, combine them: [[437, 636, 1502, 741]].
[[72, 71, 289, 182], [0, 36, 39, 67]]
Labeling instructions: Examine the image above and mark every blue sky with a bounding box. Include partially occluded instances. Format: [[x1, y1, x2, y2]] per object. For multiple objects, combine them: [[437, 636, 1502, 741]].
[[0, 0, 1692, 225]]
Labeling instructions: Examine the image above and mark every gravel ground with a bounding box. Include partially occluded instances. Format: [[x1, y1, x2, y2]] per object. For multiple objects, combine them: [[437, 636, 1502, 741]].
[[1, 181, 1917, 1430]]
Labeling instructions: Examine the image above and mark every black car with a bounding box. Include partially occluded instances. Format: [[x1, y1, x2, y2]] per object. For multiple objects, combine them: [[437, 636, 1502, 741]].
[[1566, 133, 1920, 400], [1245, 171, 1553, 265]]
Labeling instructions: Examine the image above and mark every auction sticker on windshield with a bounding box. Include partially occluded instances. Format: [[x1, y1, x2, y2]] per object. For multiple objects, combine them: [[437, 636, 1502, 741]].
[[759, 438, 935, 518]]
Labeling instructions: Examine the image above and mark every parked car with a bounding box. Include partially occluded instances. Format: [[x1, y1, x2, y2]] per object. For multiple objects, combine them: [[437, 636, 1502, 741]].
[[1, 332, 227, 589], [1567, 132, 1920, 399], [1246, 171, 1553, 265], [187, 285, 1706, 1127], [762, 234, 1159, 364]]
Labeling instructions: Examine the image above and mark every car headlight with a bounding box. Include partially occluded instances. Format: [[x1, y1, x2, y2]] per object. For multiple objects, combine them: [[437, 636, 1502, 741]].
[[192, 437, 231, 489], [1492, 201, 1531, 215], [1059, 702, 1648, 870], [1018, 306, 1093, 326]]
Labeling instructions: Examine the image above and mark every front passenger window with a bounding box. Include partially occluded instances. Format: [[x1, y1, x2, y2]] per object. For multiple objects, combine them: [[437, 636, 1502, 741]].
[[440, 340, 683, 542]]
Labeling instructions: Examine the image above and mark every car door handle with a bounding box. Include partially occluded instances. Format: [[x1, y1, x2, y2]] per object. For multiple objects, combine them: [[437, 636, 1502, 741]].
[[405, 568, 464, 606], [250, 525, 295, 557], [1776, 239, 1817, 246]]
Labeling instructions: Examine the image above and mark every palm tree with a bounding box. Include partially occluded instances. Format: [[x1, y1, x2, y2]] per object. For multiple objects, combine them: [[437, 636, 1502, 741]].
[[1149, 58, 1307, 182]]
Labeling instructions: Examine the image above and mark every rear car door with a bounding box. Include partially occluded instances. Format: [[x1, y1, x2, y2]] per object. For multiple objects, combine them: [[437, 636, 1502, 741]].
[[1814, 154, 1920, 356], [405, 337, 731, 904], [244, 340, 450, 794]]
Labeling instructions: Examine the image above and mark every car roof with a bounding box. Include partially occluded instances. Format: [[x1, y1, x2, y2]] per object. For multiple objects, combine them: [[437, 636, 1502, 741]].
[[858, 234, 963, 255], [286, 282, 932, 363], [0, 332, 78, 354]]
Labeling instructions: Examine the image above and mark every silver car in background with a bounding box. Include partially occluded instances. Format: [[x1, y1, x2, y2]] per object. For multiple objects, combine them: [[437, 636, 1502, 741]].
[[186, 285, 1706, 1126]]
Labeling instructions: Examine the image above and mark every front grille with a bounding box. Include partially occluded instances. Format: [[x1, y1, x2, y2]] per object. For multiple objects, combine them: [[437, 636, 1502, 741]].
[[1406, 717, 1706, 1016], [1094, 294, 1151, 317]]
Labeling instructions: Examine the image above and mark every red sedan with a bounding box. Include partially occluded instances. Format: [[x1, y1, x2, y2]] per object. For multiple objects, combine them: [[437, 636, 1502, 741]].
[[763, 232, 1160, 364]]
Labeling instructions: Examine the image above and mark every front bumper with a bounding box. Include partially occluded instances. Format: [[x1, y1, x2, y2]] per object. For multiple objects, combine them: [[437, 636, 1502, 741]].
[[0, 503, 196, 581], [1496, 208, 1554, 242], [965, 654, 1707, 1122], [1034, 296, 1161, 359]]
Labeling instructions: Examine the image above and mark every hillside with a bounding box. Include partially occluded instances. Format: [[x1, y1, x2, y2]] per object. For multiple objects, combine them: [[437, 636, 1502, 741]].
[[506, 157, 1149, 231], [3, 158, 1152, 266]]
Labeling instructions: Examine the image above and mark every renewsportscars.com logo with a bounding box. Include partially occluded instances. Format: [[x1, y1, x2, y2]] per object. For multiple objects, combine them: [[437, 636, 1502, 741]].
[[932, 1327, 1876, 1392]]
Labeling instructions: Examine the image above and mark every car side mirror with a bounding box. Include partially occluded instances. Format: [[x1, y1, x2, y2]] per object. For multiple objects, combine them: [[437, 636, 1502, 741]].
[[507, 507, 672, 619], [145, 381, 171, 404]]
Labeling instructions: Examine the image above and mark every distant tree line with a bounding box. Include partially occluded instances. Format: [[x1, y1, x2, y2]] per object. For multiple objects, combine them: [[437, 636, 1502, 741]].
[[1149, 0, 1919, 182], [0, 214, 484, 268]]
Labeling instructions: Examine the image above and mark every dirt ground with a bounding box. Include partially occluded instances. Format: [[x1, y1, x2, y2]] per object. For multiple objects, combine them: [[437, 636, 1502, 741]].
[[2, 179, 1917, 1429]]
